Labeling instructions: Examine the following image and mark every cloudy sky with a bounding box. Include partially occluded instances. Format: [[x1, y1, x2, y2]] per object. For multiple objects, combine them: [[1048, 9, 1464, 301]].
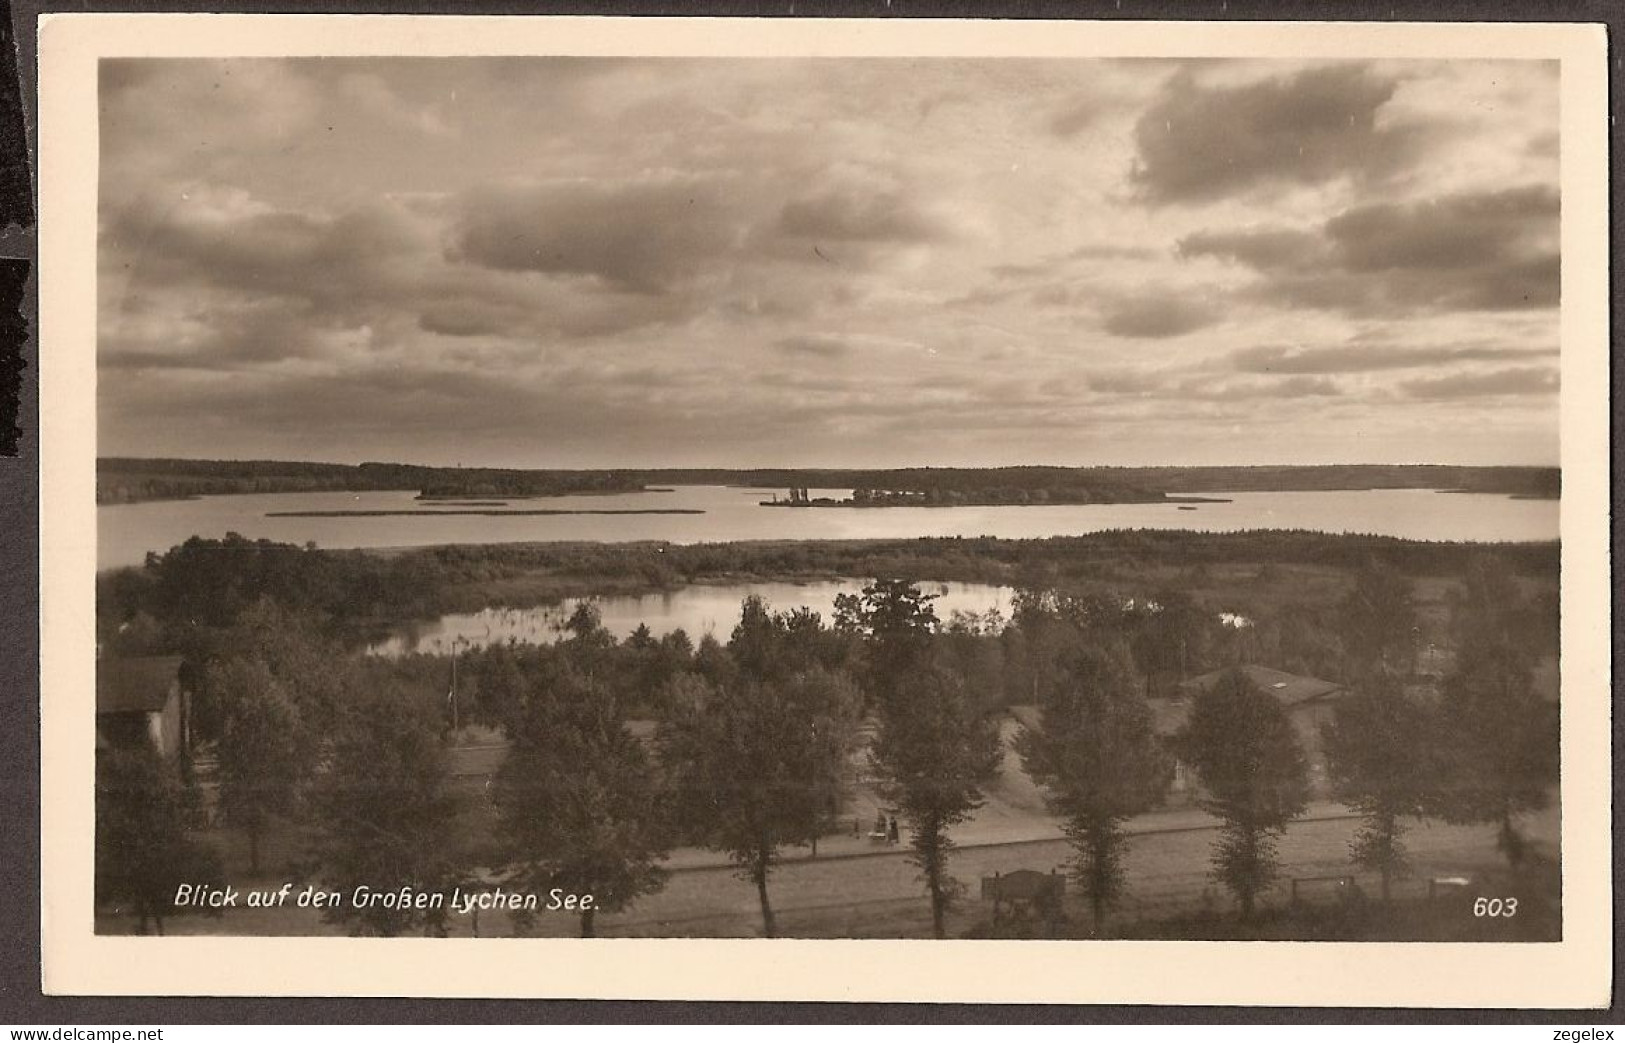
[[98, 57, 1560, 468]]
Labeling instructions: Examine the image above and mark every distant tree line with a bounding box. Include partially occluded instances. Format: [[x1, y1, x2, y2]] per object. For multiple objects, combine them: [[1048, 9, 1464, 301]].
[[841, 485, 1149, 506], [97, 458, 1560, 505], [1102, 465, 1559, 499], [96, 458, 647, 504], [651, 464, 1557, 499]]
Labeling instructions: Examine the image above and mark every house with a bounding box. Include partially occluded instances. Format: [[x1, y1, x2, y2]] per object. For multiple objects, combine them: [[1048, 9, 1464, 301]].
[[96, 655, 188, 759], [1164, 664, 1345, 800], [1011, 664, 1346, 806]]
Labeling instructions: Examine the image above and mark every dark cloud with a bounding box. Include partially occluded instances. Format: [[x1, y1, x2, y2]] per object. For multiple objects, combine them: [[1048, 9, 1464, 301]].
[[100, 198, 460, 373], [990, 262, 1047, 280], [774, 334, 851, 359], [1230, 342, 1556, 375], [1326, 186, 1558, 273], [758, 371, 860, 394], [101, 362, 751, 466], [1180, 375, 1341, 402], [1087, 369, 1162, 393], [1178, 229, 1321, 271], [1031, 284, 1085, 309], [1101, 297, 1218, 339], [1400, 366, 1559, 400], [101, 292, 342, 373], [106, 199, 422, 307], [1048, 99, 1100, 137], [99, 59, 169, 99], [1274, 376, 1341, 397], [98, 349, 200, 372], [1131, 64, 1427, 204], [991, 243, 1157, 282], [103, 182, 728, 359], [417, 305, 511, 338], [777, 187, 950, 244], [1067, 244, 1160, 262], [1527, 131, 1559, 158], [1182, 185, 1559, 315], [450, 176, 745, 294]]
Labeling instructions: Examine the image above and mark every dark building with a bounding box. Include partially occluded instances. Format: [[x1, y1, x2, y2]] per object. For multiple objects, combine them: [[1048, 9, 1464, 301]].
[[95, 655, 189, 759], [1164, 664, 1346, 800]]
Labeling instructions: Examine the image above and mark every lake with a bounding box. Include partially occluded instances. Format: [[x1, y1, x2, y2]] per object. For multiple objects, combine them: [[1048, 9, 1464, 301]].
[[98, 484, 1560, 571], [368, 579, 1016, 656]]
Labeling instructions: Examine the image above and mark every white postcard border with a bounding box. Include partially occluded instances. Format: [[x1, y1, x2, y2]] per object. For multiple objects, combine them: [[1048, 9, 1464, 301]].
[[38, 13, 1612, 1005]]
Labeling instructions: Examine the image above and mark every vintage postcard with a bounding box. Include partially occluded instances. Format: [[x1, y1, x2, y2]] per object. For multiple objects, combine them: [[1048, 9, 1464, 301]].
[[38, 14, 1610, 1004]]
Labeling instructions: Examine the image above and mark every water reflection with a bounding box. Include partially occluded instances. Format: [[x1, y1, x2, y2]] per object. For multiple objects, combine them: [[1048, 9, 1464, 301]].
[[371, 580, 1015, 656]]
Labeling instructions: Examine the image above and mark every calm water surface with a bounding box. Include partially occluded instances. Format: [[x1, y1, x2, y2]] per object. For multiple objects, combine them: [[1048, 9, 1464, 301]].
[[369, 580, 1015, 656], [99, 484, 1559, 571]]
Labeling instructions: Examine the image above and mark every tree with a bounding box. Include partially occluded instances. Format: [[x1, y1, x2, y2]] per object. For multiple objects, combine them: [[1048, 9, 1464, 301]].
[[659, 665, 860, 937], [732, 595, 857, 683], [1341, 559, 1418, 682], [95, 744, 223, 935], [186, 598, 343, 746], [468, 642, 529, 733], [729, 594, 781, 680], [212, 658, 314, 875], [558, 602, 618, 678], [843, 579, 1001, 938], [309, 676, 467, 937], [835, 578, 940, 703], [1432, 557, 1558, 870], [1434, 645, 1557, 869], [1179, 668, 1310, 920], [1016, 642, 1170, 933], [1128, 588, 1212, 694], [1324, 560, 1434, 904], [492, 660, 669, 937], [1321, 677, 1437, 904], [939, 609, 1007, 716], [870, 663, 1003, 938], [1005, 587, 1145, 705], [693, 633, 736, 688]]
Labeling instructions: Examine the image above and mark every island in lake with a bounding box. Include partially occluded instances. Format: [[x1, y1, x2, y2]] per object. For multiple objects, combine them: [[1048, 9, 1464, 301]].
[[759, 486, 1229, 508]]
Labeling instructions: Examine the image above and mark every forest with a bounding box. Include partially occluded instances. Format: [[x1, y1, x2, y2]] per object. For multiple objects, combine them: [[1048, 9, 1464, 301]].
[[95, 529, 1560, 653], [95, 530, 1561, 940]]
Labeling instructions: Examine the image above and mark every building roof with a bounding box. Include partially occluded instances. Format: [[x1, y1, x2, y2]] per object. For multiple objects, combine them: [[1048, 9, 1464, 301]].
[[1007, 704, 1042, 732], [96, 656, 183, 714], [1176, 664, 1343, 708], [1147, 697, 1194, 737], [1015, 665, 1342, 741]]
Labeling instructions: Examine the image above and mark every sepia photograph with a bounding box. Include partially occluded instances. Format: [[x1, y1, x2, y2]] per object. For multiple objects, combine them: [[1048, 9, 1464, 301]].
[[38, 14, 1610, 1004]]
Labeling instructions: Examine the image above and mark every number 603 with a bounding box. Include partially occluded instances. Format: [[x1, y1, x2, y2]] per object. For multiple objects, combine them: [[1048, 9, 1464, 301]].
[[1473, 897, 1518, 917]]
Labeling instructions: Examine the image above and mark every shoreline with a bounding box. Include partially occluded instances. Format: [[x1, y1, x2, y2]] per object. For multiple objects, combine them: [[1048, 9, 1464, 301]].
[[759, 494, 1235, 508], [266, 508, 706, 518]]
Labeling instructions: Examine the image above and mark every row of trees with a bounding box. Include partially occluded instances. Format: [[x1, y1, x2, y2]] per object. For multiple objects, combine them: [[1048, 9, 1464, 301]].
[[97, 581, 1001, 938], [493, 582, 1001, 939], [991, 557, 1557, 932], [97, 555, 1557, 937]]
